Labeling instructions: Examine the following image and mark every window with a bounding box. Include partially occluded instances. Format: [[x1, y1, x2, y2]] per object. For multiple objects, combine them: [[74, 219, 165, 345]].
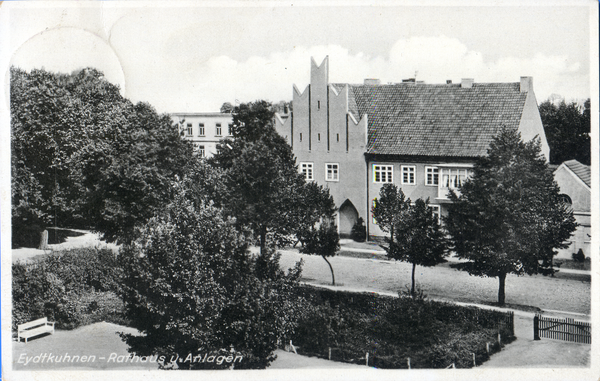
[[228, 123, 233, 135], [441, 168, 469, 189], [186, 123, 193, 136], [198, 123, 205, 136], [559, 194, 573, 207], [300, 162, 314, 181], [215, 123, 222, 136], [326, 163, 339, 181], [425, 166, 439, 186], [401, 166, 416, 184], [197, 145, 205, 158], [374, 165, 393, 183], [430, 204, 441, 224]]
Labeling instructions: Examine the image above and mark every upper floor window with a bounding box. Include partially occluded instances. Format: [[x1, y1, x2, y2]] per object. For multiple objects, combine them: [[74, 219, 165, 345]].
[[300, 162, 314, 181], [374, 165, 393, 183], [186, 123, 193, 136], [198, 123, 205, 136], [326, 163, 339, 182], [438, 167, 471, 199], [401, 165, 416, 185], [215, 123, 222, 136], [441, 168, 469, 189], [228, 123, 233, 136], [425, 166, 439, 186]]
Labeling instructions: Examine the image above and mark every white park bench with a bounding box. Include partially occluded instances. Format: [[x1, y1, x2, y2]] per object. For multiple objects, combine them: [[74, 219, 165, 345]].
[[17, 317, 55, 343]]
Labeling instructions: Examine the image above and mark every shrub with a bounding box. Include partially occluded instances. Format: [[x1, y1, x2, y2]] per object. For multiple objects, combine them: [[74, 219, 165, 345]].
[[351, 218, 367, 242], [12, 247, 125, 330], [572, 249, 585, 262], [291, 286, 515, 369]]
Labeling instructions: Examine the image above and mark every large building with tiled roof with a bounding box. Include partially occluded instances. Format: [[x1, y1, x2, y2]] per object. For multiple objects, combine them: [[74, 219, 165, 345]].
[[275, 56, 549, 238], [553, 160, 591, 259]]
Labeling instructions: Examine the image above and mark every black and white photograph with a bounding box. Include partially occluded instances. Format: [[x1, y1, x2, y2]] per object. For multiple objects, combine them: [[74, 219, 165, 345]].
[[1, 1, 597, 380]]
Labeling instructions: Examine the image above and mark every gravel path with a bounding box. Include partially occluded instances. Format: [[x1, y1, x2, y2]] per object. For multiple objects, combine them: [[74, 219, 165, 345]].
[[278, 249, 591, 315]]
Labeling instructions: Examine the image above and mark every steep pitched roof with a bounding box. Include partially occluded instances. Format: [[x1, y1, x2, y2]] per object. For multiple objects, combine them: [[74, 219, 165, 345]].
[[562, 159, 591, 188], [334, 82, 528, 158]]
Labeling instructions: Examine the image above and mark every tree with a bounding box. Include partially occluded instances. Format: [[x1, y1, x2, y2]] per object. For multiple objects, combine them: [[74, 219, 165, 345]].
[[296, 181, 339, 285], [220, 102, 233, 113], [371, 183, 410, 243], [373, 184, 447, 296], [118, 181, 304, 369], [299, 221, 340, 285], [208, 100, 328, 256], [11, 67, 193, 246], [444, 128, 577, 305], [539, 98, 590, 165]]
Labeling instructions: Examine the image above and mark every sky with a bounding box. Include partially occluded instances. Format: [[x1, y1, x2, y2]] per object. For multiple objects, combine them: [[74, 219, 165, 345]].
[[1, 1, 596, 114]]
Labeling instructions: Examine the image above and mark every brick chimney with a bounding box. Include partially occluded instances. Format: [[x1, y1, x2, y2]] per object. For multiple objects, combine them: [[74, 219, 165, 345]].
[[520, 76, 533, 93], [461, 78, 474, 88]]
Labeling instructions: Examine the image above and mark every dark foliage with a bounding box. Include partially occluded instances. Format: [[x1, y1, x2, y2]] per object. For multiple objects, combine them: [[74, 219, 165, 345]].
[[292, 286, 514, 368], [372, 184, 448, 295], [208, 100, 333, 255], [11, 67, 193, 246], [12, 247, 125, 330], [539, 99, 590, 165], [119, 183, 305, 369], [445, 128, 577, 305], [351, 218, 367, 242]]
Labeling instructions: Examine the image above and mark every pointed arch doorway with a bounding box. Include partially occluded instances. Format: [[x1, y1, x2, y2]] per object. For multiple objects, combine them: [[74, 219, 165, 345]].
[[338, 199, 358, 238]]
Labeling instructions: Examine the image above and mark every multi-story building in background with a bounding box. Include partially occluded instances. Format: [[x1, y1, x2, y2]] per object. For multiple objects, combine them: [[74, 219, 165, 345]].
[[171, 112, 233, 158]]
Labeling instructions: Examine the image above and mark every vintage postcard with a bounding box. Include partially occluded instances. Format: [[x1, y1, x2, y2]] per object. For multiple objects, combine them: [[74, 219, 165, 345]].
[[1, 1, 598, 380]]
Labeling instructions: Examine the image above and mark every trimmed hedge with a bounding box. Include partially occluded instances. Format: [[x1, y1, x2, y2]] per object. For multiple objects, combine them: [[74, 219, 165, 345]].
[[291, 286, 515, 368], [12, 247, 126, 330]]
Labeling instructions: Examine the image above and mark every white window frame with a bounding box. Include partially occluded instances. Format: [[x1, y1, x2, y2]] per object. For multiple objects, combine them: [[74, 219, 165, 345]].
[[186, 123, 193, 136], [198, 123, 205, 136], [300, 162, 314, 181], [425, 166, 439, 186], [197, 144, 205, 158], [215, 123, 222, 136], [325, 163, 339, 182], [401, 165, 416, 185], [373, 165, 393, 183], [228, 123, 233, 136]]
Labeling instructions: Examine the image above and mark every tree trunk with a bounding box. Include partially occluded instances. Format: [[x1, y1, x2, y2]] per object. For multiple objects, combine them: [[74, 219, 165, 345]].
[[322, 256, 335, 286], [39, 229, 49, 250], [497, 272, 507, 306], [411, 262, 416, 297]]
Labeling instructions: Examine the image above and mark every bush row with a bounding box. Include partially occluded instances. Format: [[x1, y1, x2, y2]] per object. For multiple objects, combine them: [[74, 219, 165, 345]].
[[12, 247, 126, 330], [290, 286, 515, 369]]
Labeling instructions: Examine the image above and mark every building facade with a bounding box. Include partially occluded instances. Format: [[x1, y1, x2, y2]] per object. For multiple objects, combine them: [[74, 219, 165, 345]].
[[171, 112, 233, 158], [553, 160, 591, 259], [275, 56, 549, 239]]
